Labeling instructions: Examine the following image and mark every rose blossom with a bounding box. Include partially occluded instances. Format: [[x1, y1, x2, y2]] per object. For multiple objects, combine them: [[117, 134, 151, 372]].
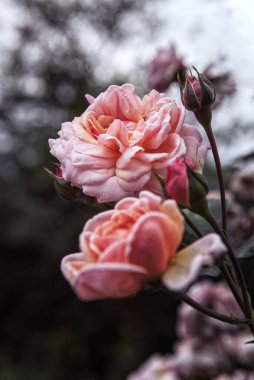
[[49, 84, 208, 203], [61, 191, 226, 301]]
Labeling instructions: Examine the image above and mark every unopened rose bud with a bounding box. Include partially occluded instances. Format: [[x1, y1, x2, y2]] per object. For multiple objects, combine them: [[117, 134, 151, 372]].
[[166, 157, 209, 208], [178, 67, 216, 112], [45, 167, 93, 205]]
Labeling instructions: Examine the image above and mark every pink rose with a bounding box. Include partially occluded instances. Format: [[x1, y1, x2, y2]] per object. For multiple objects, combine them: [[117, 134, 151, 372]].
[[61, 191, 226, 301], [49, 84, 208, 203], [61, 191, 184, 300]]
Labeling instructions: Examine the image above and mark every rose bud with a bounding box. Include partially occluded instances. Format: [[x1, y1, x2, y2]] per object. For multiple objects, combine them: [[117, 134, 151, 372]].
[[45, 167, 93, 205], [166, 157, 209, 208], [178, 66, 216, 112]]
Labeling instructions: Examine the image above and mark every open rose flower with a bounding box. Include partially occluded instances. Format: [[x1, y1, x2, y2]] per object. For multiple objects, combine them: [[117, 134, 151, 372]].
[[61, 191, 226, 301], [49, 84, 209, 203]]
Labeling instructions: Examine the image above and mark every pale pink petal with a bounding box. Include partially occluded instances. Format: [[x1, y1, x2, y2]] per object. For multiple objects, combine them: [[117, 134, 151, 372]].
[[73, 140, 120, 158], [179, 124, 209, 169], [107, 119, 129, 146], [85, 94, 95, 104], [141, 103, 173, 149], [67, 168, 114, 186], [87, 84, 143, 122], [82, 176, 129, 203], [116, 146, 144, 169], [116, 158, 151, 192], [97, 134, 123, 152], [150, 134, 186, 170], [162, 234, 227, 291], [142, 89, 164, 115], [71, 151, 117, 170]]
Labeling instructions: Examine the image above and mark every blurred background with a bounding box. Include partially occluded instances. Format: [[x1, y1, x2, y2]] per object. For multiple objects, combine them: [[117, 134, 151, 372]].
[[1, 0, 254, 379]]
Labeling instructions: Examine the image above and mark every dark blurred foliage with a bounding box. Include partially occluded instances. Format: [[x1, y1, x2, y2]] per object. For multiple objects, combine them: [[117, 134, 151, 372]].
[[0, 1, 178, 379]]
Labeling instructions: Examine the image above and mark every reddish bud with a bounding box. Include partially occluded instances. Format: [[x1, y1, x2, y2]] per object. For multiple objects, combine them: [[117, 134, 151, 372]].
[[166, 157, 209, 208], [178, 67, 216, 112]]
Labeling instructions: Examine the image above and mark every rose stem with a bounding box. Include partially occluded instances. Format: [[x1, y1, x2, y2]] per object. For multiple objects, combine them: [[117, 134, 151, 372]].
[[183, 210, 244, 311], [161, 286, 249, 326], [205, 123, 228, 234]]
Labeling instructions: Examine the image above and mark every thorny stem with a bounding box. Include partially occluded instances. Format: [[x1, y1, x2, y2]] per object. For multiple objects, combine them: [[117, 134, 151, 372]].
[[204, 209, 254, 336], [161, 286, 249, 327]]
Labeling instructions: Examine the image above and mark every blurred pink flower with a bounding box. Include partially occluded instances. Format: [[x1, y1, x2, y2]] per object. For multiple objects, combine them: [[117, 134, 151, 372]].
[[61, 191, 225, 300], [230, 163, 254, 202], [177, 281, 243, 339], [127, 354, 179, 380], [146, 45, 185, 92], [173, 337, 231, 378], [49, 84, 208, 203], [223, 331, 254, 369]]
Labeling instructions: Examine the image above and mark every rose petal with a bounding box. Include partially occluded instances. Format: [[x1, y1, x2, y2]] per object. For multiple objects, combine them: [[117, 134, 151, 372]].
[[82, 176, 129, 203], [127, 212, 182, 277], [179, 124, 209, 169], [162, 233, 226, 291], [61, 253, 148, 300]]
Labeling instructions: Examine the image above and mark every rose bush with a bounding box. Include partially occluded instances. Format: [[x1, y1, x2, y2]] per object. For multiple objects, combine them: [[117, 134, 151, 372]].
[[61, 191, 226, 301], [49, 84, 208, 203]]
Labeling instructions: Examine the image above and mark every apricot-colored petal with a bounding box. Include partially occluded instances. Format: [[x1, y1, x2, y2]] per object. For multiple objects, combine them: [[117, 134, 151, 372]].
[[107, 119, 129, 146], [161, 199, 184, 236], [162, 234, 226, 291], [100, 240, 127, 262], [127, 212, 183, 278]]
